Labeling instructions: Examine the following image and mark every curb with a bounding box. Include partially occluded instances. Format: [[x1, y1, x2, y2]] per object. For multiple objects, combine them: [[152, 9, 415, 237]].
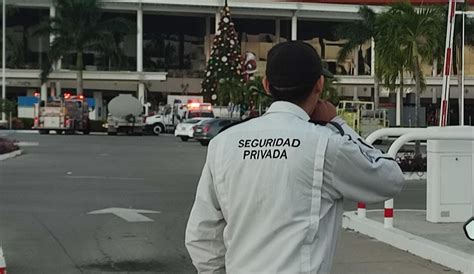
[[0, 150, 22, 161], [342, 210, 474, 274], [0, 246, 6, 274]]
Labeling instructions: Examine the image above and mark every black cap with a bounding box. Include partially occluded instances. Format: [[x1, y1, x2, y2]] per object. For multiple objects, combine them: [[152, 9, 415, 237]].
[[266, 41, 333, 91]]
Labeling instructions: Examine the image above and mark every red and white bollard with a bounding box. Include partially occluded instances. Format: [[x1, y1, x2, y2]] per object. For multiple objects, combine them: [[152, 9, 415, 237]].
[[0, 246, 6, 274], [384, 199, 394, 228], [357, 202, 366, 218]]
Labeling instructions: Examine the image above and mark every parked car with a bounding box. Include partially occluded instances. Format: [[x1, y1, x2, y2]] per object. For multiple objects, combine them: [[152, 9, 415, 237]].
[[174, 117, 212, 142], [193, 118, 238, 146]]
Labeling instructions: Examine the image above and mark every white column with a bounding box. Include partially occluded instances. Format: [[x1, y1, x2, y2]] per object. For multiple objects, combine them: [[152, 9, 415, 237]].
[[49, 5, 61, 70], [352, 87, 358, 101], [353, 48, 359, 100], [396, 88, 402, 126], [50, 5, 61, 97], [205, 16, 211, 61], [56, 82, 61, 97], [353, 49, 359, 76], [138, 83, 145, 105], [291, 13, 297, 41], [371, 38, 375, 76], [461, 13, 465, 126], [275, 19, 281, 44], [215, 10, 221, 33], [137, 4, 144, 105], [137, 4, 143, 73], [432, 59, 438, 104], [93, 91, 103, 120], [41, 83, 48, 101]]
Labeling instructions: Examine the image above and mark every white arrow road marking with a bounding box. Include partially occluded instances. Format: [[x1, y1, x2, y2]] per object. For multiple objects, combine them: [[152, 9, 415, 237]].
[[87, 208, 161, 222]]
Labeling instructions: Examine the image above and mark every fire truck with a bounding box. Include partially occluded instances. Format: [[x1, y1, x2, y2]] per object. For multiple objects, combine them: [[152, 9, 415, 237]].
[[337, 100, 389, 138], [33, 93, 91, 135]]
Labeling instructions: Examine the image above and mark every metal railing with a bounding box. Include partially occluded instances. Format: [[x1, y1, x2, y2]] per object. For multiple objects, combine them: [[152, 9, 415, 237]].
[[359, 126, 474, 229], [357, 128, 424, 219]]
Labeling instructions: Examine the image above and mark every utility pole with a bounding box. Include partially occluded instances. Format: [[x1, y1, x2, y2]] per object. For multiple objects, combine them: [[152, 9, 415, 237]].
[[1, 0, 6, 123]]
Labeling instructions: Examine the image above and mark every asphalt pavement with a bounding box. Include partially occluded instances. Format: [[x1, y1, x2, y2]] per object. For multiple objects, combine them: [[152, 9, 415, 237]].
[[0, 132, 457, 273]]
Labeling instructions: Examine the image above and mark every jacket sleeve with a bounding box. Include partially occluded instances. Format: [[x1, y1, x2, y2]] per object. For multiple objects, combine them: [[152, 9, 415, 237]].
[[185, 146, 226, 273], [325, 117, 405, 204]]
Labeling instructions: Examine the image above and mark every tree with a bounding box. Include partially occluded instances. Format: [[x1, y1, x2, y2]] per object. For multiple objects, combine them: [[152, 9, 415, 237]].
[[375, 6, 409, 124], [337, 6, 379, 107], [376, 3, 443, 153], [37, 0, 133, 95], [0, 98, 16, 118], [201, 0, 243, 103]]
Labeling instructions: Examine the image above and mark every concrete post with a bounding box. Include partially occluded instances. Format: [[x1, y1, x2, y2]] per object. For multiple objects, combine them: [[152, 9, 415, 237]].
[[291, 13, 297, 41]]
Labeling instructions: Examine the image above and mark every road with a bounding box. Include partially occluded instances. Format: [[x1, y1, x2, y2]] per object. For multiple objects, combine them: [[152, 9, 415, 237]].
[[0, 133, 456, 273]]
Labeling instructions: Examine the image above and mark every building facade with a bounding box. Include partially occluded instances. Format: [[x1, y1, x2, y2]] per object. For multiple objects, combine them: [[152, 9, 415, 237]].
[[4, 0, 474, 123]]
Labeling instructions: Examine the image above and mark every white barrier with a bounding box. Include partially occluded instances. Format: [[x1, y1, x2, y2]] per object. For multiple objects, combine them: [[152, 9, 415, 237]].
[[383, 126, 474, 228], [357, 128, 424, 219]]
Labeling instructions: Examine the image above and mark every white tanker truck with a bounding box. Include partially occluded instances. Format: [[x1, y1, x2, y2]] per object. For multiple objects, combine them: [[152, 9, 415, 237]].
[[106, 94, 145, 136]]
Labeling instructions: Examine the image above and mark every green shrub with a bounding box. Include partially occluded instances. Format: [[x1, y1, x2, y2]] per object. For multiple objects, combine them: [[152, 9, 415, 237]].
[[10, 118, 34, 130], [21, 118, 34, 129]]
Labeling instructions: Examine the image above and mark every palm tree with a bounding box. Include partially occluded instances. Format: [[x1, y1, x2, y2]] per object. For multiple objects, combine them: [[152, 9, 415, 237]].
[[337, 6, 379, 107], [375, 6, 409, 125], [37, 0, 133, 95], [376, 3, 444, 153]]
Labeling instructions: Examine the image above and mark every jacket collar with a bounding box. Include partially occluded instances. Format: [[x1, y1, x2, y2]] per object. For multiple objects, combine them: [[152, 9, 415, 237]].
[[265, 101, 310, 121]]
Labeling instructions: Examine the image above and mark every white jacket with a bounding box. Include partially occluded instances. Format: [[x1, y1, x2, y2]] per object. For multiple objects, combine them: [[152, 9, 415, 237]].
[[185, 101, 405, 274]]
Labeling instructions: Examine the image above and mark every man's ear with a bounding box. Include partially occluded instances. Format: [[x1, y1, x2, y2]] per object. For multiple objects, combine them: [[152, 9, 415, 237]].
[[262, 77, 271, 96], [314, 75, 325, 96]]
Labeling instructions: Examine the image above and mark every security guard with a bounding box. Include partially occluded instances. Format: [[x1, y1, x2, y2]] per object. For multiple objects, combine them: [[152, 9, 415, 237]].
[[186, 41, 405, 273]]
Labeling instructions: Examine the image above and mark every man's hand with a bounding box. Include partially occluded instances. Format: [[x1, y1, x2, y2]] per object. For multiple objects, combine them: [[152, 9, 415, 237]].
[[310, 100, 337, 122]]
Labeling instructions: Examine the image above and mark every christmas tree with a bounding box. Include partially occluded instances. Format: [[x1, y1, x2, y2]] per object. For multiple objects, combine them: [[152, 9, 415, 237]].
[[201, 0, 243, 103]]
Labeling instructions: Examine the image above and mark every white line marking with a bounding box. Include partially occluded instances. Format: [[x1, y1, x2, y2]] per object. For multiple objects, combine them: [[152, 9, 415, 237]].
[[64, 175, 145, 181], [15, 142, 39, 147]]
